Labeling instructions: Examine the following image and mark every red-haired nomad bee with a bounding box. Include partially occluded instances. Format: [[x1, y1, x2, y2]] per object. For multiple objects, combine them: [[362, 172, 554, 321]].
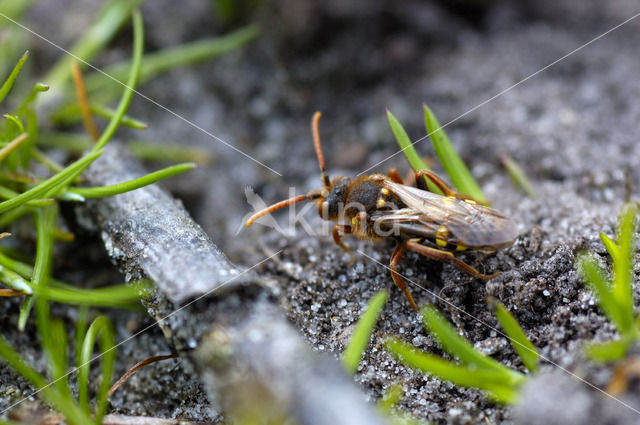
[[246, 112, 518, 310]]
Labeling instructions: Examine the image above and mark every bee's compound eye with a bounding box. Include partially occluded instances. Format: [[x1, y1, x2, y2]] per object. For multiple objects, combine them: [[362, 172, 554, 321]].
[[319, 200, 330, 218]]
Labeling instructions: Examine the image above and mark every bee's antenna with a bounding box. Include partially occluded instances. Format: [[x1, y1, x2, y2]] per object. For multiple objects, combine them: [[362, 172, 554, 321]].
[[312, 111, 331, 188], [246, 194, 310, 227]]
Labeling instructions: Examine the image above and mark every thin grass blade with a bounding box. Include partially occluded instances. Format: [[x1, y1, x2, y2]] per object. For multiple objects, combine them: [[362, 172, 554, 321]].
[[576, 252, 627, 333], [0, 50, 28, 104], [491, 299, 539, 372], [422, 305, 514, 375], [423, 105, 487, 202], [500, 154, 536, 199], [66, 162, 196, 199], [385, 337, 524, 403], [342, 290, 388, 375], [387, 109, 441, 194], [92, 9, 144, 151]]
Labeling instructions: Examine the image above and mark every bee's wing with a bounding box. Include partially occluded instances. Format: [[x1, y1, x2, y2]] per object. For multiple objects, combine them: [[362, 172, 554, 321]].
[[379, 179, 518, 248], [370, 208, 443, 240]]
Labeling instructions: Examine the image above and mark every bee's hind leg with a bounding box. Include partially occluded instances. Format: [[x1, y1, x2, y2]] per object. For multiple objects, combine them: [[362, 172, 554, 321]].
[[389, 241, 419, 311], [387, 168, 405, 184], [405, 239, 499, 279], [415, 170, 488, 205]]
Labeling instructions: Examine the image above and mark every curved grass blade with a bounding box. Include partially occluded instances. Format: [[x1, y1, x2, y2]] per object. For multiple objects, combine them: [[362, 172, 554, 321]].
[[77, 315, 115, 423], [92, 8, 144, 151], [66, 162, 196, 199], [0, 150, 103, 214], [342, 290, 388, 375]]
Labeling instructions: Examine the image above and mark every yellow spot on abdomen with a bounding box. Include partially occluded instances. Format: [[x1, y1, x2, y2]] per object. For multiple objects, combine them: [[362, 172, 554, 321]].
[[456, 243, 467, 251], [376, 198, 386, 208], [381, 188, 390, 196], [435, 224, 449, 247]]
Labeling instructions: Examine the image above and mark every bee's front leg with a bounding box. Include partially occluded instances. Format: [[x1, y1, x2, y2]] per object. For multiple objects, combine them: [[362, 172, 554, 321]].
[[332, 224, 354, 265]]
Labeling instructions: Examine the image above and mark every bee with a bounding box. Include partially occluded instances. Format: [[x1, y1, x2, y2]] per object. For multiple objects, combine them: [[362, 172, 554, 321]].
[[246, 112, 518, 310]]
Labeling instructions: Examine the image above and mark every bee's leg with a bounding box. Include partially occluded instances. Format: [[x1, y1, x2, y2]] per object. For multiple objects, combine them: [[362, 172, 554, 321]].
[[390, 241, 419, 311], [405, 239, 499, 279], [415, 170, 487, 205], [333, 224, 355, 265], [0, 289, 25, 296], [387, 168, 404, 184]]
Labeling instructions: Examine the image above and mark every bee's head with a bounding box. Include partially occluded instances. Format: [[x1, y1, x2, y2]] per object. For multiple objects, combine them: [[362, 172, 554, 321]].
[[309, 176, 351, 221]]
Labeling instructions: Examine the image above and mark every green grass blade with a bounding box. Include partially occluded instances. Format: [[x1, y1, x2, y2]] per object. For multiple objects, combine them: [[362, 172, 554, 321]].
[[0, 265, 32, 293], [423, 105, 487, 202], [0, 0, 38, 20], [586, 337, 633, 363], [33, 284, 144, 309], [0, 334, 91, 425], [42, 0, 144, 95], [387, 109, 441, 194], [0, 185, 54, 207], [0, 251, 145, 308], [17, 82, 50, 111], [378, 383, 403, 414], [385, 337, 524, 403], [500, 154, 536, 199], [46, 319, 73, 399], [78, 315, 116, 422], [611, 203, 637, 328], [92, 8, 144, 151], [17, 295, 34, 331], [378, 384, 429, 425], [67, 162, 196, 199], [50, 102, 148, 130], [19, 206, 57, 330], [342, 290, 388, 375], [0, 50, 28, 105], [84, 25, 259, 99], [128, 140, 214, 164], [576, 252, 628, 333], [75, 306, 89, 368], [600, 232, 620, 260], [0, 150, 103, 214], [491, 299, 539, 372], [422, 306, 514, 375]]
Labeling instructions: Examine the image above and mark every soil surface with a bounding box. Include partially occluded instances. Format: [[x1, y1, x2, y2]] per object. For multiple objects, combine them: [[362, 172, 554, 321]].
[[3, 0, 640, 424]]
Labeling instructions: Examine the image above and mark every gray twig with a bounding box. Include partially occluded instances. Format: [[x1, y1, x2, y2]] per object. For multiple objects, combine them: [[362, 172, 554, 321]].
[[78, 143, 387, 425]]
